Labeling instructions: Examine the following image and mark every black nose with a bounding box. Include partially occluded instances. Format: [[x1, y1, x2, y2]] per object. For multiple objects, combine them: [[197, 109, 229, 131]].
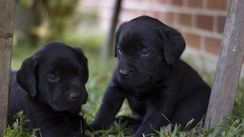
[[119, 69, 132, 78], [69, 92, 80, 101]]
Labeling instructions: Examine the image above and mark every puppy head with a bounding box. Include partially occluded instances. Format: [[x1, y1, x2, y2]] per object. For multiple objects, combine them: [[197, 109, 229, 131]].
[[114, 16, 185, 86], [17, 42, 89, 113]]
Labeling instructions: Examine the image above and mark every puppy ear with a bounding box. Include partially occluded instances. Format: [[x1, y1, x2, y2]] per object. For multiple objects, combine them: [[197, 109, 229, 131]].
[[114, 23, 126, 57], [17, 56, 38, 98], [73, 47, 89, 83], [160, 27, 185, 65]]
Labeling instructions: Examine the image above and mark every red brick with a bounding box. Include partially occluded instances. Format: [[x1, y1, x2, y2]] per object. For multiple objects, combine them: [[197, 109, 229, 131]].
[[172, 0, 183, 6], [158, 0, 173, 5], [196, 15, 214, 31], [178, 13, 193, 26], [166, 12, 175, 23], [216, 16, 226, 34], [159, 12, 174, 23], [123, 8, 145, 16], [158, 0, 172, 4], [204, 37, 221, 55], [207, 0, 227, 11], [145, 11, 160, 18], [186, 0, 203, 8], [154, 0, 162, 3], [158, 12, 167, 22], [183, 32, 201, 49]]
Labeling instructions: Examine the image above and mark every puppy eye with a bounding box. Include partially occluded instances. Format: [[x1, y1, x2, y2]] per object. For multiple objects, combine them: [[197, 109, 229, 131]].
[[47, 73, 60, 82], [118, 47, 122, 54], [140, 48, 150, 57]]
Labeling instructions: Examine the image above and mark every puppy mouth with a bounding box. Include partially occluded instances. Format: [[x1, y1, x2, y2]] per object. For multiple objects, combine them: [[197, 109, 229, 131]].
[[51, 105, 81, 114], [68, 105, 82, 114], [118, 73, 151, 86], [50, 99, 82, 112]]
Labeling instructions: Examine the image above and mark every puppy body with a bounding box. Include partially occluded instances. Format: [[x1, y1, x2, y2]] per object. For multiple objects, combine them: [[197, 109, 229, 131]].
[[8, 42, 88, 137], [91, 16, 211, 137]]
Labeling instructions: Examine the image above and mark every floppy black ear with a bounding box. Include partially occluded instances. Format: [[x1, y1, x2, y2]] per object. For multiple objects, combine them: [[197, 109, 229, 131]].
[[114, 23, 126, 57], [17, 56, 38, 98], [73, 47, 89, 83], [160, 27, 185, 65]]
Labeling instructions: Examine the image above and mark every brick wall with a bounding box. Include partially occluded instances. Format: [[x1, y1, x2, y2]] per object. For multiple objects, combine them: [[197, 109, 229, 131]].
[[79, 0, 229, 56]]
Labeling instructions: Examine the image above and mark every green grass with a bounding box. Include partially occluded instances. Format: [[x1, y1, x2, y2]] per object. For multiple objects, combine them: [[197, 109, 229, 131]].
[[4, 112, 36, 137], [5, 30, 244, 137]]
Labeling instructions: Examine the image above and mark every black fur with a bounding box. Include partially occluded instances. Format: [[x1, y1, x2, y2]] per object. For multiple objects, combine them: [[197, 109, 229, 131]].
[[91, 16, 211, 137], [8, 42, 88, 137]]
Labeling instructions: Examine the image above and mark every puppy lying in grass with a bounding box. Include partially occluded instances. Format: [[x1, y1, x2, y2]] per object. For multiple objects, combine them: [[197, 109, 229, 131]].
[[91, 16, 211, 137], [8, 42, 89, 137]]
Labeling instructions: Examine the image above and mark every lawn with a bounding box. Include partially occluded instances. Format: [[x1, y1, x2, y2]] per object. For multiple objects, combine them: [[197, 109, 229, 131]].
[[4, 29, 244, 137]]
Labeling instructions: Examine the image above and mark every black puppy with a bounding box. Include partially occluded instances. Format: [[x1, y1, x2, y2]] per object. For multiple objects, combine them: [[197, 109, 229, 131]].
[[91, 16, 211, 137], [8, 42, 89, 137]]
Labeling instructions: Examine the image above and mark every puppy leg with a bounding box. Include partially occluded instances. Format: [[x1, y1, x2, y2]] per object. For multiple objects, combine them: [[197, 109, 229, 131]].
[[116, 116, 142, 132], [135, 98, 177, 137], [90, 85, 125, 130], [171, 87, 210, 129]]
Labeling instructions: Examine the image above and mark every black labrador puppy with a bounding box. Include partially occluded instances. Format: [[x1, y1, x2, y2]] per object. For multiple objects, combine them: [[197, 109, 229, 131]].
[[90, 16, 211, 137], [8, 42, 89, 137]]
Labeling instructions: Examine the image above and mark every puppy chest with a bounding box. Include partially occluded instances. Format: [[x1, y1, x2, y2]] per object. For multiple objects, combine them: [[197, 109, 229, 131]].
[[127, 96, 147, 116]]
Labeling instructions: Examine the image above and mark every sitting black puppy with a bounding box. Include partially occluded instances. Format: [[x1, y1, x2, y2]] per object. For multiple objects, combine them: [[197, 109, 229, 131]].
[[8, 42, 89, 137], [90, 16, 211, 137]]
